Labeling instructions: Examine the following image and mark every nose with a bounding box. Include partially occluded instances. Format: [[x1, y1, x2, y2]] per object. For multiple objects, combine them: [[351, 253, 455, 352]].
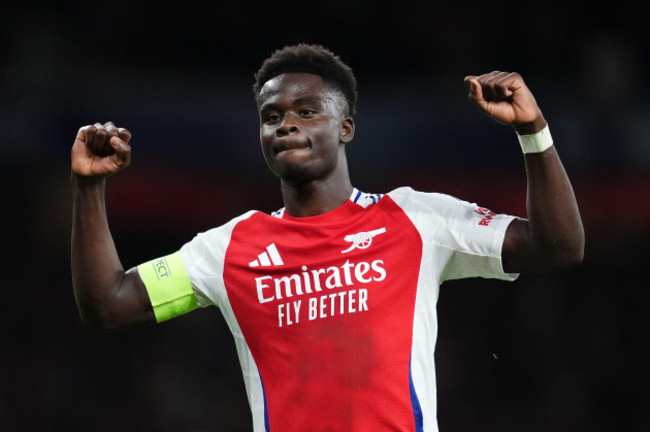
[[276, 114, 300, 137]]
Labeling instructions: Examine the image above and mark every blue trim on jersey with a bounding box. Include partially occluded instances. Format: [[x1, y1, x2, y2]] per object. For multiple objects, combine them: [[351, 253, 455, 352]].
[[409, 357, 424, 432], [352, 189, 362, 203], [260, 373, 270, 431], [273, 188, 384, 216]]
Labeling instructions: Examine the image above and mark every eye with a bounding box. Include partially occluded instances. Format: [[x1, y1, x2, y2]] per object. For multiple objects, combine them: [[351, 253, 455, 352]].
[[264, 113, 281, 124], [299, 109, 316, 117]]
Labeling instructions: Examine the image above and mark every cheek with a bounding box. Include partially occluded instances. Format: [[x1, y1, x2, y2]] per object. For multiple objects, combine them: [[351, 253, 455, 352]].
[[259, 133, 275, 163], [260, 128, 273, 147], [314, 119, 342, 141]]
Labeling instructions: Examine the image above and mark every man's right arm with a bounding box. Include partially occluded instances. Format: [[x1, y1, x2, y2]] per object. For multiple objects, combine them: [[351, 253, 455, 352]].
[[71, 122, 156, 331]]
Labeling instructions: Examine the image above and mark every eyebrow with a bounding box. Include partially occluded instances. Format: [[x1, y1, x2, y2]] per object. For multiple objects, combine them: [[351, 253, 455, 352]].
[[259, 96, 326, 112]]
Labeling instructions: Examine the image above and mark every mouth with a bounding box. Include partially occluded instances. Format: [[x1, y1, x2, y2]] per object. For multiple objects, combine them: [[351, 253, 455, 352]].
[[275, 140, 310, 155]]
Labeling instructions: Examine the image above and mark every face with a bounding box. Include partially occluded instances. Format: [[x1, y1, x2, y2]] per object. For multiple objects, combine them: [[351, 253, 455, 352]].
[[257, 73, 354, 183]]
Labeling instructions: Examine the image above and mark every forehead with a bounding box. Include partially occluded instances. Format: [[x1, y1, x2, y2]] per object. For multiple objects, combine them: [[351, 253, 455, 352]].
[[258, 72, 333, 107]]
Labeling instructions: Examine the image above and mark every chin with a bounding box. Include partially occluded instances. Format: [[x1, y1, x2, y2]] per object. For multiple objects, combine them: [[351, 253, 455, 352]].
[[277, 165, 314, 183]]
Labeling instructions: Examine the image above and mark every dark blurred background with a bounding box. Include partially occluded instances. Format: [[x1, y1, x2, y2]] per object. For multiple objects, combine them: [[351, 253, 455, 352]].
[[1, 0, 649, 430]]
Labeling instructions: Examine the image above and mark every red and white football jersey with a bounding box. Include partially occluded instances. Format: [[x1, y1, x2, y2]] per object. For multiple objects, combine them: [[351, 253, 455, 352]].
[[175, 187, 518, 432]]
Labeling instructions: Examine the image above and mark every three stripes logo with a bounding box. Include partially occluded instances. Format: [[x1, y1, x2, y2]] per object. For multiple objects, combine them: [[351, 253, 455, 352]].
[[249, 243, 284, 267]]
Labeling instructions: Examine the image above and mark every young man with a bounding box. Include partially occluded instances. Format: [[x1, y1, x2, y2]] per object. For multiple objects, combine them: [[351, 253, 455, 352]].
[[71, 44, 584, 431]]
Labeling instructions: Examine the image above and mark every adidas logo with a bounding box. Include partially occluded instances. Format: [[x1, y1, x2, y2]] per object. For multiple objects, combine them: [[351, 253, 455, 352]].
[[249, 243, 284, 267]]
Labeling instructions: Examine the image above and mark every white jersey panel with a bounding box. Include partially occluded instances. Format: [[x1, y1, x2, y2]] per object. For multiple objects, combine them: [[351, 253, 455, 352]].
[[179, 210, 267, 430], [387, 186, 518, 432], [387, 187, 519, 283]]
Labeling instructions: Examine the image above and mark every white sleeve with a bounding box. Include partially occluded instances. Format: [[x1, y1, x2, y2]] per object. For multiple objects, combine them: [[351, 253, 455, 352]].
[[388, 187, 519, 283], [179, 211, 257, 309]]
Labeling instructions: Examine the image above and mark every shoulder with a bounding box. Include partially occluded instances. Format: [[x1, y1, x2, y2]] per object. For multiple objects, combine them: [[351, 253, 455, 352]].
[[187, 210, 261, 247], [386, 186, 470, 215], [180, 210, 262, 276]]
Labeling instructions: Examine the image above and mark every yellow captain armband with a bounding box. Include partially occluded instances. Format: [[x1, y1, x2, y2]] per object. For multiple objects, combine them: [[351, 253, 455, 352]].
[[138, 252, 198, 323]]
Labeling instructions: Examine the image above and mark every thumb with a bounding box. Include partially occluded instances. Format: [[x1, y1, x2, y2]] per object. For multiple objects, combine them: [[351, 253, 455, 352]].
[[108, 136, 132, 166], [464, 76, 487, 111], [464, 76, 482, 99], [109, 136, 130, 152], [463, 76, 477, 93]]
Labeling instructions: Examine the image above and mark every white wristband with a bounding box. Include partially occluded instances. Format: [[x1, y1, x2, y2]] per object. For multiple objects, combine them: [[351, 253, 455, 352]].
[[517, 124, 553, 154]]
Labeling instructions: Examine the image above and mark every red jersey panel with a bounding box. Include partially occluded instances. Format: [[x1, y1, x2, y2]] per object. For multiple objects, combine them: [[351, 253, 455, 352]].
[[223, 197, 423, 431]]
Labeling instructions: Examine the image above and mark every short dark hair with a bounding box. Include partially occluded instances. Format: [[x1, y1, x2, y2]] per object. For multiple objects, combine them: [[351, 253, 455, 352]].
[[253, 44, 358, 116]]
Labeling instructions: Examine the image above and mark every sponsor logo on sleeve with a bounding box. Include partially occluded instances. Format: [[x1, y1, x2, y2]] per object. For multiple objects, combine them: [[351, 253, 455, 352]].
[[474, 207, 496, 226]]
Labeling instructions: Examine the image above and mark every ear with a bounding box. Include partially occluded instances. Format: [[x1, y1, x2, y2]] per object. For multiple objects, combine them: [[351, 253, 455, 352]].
[[340, 117, 355, 144]]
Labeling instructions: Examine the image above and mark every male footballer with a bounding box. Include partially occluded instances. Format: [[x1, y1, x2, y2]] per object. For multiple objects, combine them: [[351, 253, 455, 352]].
[[71, 44, 584, 431]]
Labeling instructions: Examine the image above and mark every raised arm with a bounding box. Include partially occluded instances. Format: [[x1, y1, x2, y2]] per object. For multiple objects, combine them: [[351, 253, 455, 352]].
[[71, 122, 155, 330], [464, 72, 584, 273]]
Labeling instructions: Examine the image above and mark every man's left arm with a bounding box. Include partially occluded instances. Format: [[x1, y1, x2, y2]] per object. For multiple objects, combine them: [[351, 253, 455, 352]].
[[464, 71, 584, 273]]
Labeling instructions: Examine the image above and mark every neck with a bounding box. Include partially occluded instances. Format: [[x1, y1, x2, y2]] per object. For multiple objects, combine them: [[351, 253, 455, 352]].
[[280, 175, 353, 217]]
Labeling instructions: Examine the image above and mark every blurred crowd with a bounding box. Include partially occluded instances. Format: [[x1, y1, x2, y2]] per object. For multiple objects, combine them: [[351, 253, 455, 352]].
[[1, 1, 648, 430]]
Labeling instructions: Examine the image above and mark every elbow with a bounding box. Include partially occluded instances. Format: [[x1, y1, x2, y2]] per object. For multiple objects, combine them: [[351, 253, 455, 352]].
[[78, 309, 124, 333], [75, 296, 129, 333], [571, 242, 585, 267], [73, 274, 154, 332], [551, 248, 584, 272], [544, 234, 585, 273], [564, 228, 586, 268]]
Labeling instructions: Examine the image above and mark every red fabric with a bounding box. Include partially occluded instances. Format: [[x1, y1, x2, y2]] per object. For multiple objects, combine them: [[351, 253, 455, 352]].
[[223, 197, 423, 431]]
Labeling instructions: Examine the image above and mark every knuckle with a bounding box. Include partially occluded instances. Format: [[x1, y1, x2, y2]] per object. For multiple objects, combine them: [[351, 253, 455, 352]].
[[80, 125, 95, 136]]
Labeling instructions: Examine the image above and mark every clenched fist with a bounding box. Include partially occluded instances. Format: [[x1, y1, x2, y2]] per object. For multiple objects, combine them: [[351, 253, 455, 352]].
[[464, 71, 547, 135], [71, 122, 132, 178]]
